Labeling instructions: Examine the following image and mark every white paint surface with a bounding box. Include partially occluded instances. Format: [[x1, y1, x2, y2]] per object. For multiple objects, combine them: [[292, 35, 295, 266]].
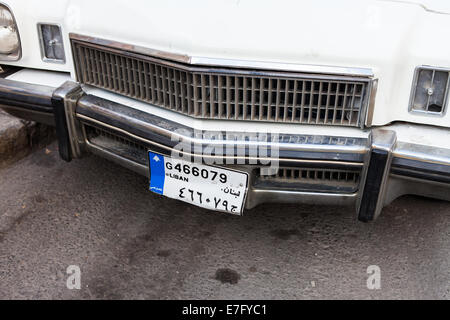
[[1, 0, 450, 129]]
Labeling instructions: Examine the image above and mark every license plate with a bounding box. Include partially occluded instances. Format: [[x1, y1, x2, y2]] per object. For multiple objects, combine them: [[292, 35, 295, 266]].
[[148, 151, 248, 215]]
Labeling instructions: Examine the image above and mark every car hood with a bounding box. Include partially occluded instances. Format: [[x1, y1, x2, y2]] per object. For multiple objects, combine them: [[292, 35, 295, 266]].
[[8, 0, 449, 73]]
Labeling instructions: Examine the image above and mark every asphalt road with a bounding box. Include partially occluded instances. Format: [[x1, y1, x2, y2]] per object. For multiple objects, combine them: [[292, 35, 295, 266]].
[[0, 142, 449, 299]]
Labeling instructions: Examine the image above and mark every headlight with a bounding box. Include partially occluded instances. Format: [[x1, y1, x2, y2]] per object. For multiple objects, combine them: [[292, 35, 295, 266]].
[[409, 66, 449, 116], [0, 3, 21, 60]]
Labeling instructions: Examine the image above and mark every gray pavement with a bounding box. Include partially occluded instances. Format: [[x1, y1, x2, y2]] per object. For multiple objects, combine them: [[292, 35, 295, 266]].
[[0, 110, 54, 169], [0, 142, 449, 299]]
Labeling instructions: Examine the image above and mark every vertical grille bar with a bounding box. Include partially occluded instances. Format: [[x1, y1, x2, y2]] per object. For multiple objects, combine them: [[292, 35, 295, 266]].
[[154, 65, 162, 104], [234, 76, 239, 120], [341, 83, 348, 125], [275, 79, 281, 122], [316, 82, 323, 124], [143, 62, 150, 101], [243, 77, 248, 120], [324, 81, 331, 124], [283, 80, 289, 122], [209, 74, 215, 118], [267, 79, 273, 121], [193, 74, 199, 116], [218, 76, 224, 118], [201, 74, 207, 117], [259, 78, 264, 120], [131, 59, 139, 98], [186, 72, 192, 115], [103, 52, 112, 89], [251, 77, 256, 120], [167, 68, 174, 109], [114, 55, 123, 93], [226, 75, 231, 119]]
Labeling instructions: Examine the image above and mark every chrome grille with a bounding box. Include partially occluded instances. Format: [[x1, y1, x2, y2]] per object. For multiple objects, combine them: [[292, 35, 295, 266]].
[[72, 38, 372, 127], [85, 124, 149, 165], [262, 167, 360, 182]]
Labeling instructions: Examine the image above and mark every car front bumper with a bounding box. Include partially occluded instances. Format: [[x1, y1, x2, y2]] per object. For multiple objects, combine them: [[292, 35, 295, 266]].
[[2, 73, 450, 221]]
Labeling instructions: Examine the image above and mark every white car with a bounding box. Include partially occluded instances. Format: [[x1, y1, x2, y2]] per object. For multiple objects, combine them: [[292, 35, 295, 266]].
[[1, 0, 449, 221]]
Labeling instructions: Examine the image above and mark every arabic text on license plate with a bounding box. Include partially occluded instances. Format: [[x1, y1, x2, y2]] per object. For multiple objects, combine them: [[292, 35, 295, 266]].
[[148, 151, 248, 215]]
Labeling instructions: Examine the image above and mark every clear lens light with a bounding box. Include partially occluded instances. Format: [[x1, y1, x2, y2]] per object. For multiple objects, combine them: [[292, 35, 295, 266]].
[[411, 67, 449, 115], [0, 4, 20, 58], [40, 24, 65, 62]]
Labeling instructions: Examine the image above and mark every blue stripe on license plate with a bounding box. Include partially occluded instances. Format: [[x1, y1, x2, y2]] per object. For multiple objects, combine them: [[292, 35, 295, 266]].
[[149, 152, 165, 195]]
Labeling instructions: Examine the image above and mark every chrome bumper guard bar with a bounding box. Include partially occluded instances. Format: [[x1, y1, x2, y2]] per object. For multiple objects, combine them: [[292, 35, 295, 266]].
[[2, 79, 450, 221]]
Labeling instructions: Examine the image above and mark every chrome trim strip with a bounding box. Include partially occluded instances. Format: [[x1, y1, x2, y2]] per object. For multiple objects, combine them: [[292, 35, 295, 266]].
[[364, 79, 378, 126], [75, 94, 369, 162], [390, 168, 450, 184], [246, 189, 357, 208], [69, 33, 374, 77], [69, 33, 191, 64], [392, 157, 450, 174], [0, 75, 55, 125], [189, 56, 374, 78], [78, 113, 364, 168], [0, 77, 54, 110], [392, 142, 450, 168], [392, 142, 450, 179]]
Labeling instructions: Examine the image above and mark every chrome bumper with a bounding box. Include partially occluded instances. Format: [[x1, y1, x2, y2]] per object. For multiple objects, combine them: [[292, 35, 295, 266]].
[[1, 77, 450, 221]]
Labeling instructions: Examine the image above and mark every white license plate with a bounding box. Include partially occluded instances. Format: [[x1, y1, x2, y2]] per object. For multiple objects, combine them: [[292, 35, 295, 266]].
[[148, 151, 249, 215]]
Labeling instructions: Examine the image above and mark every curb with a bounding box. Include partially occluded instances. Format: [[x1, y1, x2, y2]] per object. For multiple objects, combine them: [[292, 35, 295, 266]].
[[0, 110, 55, 169]]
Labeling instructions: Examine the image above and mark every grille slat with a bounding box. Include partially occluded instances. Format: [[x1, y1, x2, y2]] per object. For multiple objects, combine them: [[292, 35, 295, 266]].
[[72, 40, 371, 127]]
